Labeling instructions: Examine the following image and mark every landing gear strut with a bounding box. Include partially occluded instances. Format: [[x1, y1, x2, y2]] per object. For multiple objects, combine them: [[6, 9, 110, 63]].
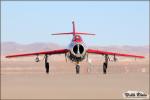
[[45, 54, 49, 74], [103, 55, 108, 74], [103, 62, 107, 74], [76, 63, 80, 74]]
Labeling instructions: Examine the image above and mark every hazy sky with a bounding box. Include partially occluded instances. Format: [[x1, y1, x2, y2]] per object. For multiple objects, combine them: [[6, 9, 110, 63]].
[[1, 1, 149, 46]]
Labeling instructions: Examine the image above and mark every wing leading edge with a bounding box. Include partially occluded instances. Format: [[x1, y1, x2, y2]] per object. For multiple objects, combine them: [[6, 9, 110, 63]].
[[6, 49, 69, 58], [87, 49, 144, 58]]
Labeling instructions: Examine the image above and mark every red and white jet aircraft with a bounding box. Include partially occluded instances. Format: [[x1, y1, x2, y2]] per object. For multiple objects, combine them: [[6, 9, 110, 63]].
[[6, 21, 144, 74]]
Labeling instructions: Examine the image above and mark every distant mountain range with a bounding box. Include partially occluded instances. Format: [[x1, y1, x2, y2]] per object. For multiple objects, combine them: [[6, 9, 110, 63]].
[[1, 42, 63, 55], [1, 42, 149, 56]]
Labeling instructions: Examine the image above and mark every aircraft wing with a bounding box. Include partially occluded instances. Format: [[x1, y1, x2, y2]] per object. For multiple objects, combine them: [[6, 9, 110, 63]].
[[87, 49, 144, 58], [6, 49, 69, 58]]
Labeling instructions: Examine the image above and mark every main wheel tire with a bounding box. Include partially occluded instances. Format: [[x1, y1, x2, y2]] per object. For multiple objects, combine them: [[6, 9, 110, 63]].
[[76, 65, 80, 74], [103, 62, 107, 74], [45, 62, 49, 74]]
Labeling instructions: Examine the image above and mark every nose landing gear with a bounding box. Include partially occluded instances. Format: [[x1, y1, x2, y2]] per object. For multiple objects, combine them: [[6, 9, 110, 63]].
[[76, 64, 80, 74], [75, 62, 80, 74]]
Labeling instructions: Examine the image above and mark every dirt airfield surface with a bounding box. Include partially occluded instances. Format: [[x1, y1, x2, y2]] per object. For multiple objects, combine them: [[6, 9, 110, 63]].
[[1, 55, 149, 99]]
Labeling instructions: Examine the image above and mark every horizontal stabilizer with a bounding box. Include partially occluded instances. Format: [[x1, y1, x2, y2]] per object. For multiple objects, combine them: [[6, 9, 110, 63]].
[[52, 32, 95, 36], [51, 32, 72, 35], [75, 32, 95, 35]]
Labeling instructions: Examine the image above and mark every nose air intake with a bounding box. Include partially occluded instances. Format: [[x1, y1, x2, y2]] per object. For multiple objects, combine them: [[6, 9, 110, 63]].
[[68, 43, 86, 62], [73, 44, 84, 55]]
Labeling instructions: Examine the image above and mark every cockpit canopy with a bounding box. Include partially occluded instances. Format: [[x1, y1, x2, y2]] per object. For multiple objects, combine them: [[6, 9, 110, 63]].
[[73, 35, 83, 42]]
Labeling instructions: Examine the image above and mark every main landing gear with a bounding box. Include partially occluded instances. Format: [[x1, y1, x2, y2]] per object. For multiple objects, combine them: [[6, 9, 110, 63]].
[[45, 54, 49, 74], [103, 55, 108, 74]]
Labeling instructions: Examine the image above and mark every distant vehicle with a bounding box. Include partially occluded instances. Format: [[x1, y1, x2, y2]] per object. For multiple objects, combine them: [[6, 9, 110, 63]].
[[6, 21, 144, 74]]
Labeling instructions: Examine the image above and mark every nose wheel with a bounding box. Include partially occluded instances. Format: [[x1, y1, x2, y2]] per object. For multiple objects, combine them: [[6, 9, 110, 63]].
[[76, 64, 80, 74]]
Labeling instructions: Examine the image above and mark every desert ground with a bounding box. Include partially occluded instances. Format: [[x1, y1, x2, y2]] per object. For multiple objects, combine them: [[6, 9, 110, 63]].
[[1, 55, 149, 99]]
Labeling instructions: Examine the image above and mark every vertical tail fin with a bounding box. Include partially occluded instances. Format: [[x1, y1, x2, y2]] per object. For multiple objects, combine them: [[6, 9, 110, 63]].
[[72, 21, 75, 36], [51, 21, 95, 36]]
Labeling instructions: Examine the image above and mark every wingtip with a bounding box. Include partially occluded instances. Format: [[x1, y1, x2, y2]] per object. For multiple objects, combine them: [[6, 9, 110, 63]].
[[140, 55, 145, 58], [51, 33, 55, 35], [5, 56, 9, 58]]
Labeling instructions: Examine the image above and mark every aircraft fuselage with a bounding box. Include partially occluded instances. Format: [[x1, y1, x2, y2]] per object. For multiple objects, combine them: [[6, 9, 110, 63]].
[[67, 35, 87, 63]]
